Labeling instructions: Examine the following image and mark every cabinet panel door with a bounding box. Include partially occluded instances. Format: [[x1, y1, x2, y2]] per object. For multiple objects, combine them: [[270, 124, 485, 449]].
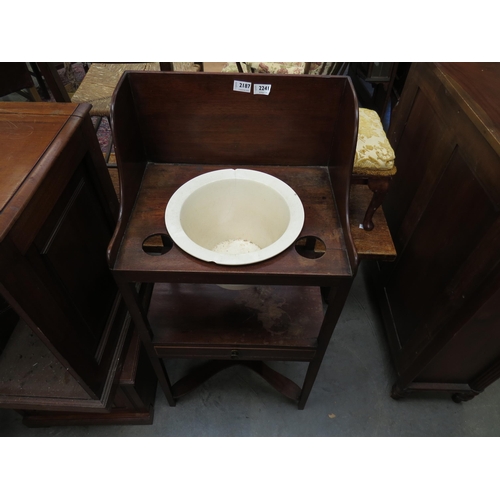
[[36, 165, 116, 355], [417, 284, 500, 383], [384, 88, 456, 252], [385, 147, 498, 349]]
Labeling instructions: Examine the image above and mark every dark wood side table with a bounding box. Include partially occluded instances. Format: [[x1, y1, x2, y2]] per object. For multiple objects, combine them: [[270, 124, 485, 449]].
[[108, 71, 359, 410], [0, 102, 155, 424], [376, 62, 500, 401]]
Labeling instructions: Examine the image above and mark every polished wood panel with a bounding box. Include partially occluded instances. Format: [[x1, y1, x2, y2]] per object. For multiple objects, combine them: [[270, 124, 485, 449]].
[[128, 72, 346, 166]]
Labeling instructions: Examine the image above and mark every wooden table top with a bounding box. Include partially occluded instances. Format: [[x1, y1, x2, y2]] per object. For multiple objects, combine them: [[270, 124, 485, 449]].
[[113, 163, 353, 284], [435, 63, 500, 156], [0, 103, 81, 239]]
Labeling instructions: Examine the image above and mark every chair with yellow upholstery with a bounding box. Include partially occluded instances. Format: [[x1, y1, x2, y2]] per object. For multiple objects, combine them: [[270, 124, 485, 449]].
[[352, 107, 396, 231]]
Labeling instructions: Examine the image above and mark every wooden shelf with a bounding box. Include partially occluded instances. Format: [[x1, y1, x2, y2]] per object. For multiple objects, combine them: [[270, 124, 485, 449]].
[[149, 284, 323, 358]]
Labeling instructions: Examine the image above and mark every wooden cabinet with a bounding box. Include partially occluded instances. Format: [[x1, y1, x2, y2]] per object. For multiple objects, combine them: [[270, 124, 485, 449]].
[[376, 62, 500, 401], [0, 103, 155, 423]]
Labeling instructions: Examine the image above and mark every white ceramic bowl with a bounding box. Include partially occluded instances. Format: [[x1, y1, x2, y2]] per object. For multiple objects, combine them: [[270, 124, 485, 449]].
[[165, 169, 305, 266]]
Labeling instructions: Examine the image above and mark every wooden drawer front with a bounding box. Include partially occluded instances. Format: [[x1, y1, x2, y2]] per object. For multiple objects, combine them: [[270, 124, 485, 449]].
[[154, 345, 316, 361]]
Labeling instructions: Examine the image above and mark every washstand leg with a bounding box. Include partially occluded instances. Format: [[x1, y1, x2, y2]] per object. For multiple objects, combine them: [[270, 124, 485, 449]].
[[298, 281, 352, 409], [119, 282, 176, 406]]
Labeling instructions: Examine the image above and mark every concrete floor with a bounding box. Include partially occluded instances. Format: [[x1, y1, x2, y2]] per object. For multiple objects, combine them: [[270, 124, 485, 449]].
[[2, 262, 500, 437]]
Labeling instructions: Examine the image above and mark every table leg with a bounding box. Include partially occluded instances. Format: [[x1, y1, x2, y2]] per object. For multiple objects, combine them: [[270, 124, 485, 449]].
[[118, 281, 176, 406], [298, 281, 352, 409]]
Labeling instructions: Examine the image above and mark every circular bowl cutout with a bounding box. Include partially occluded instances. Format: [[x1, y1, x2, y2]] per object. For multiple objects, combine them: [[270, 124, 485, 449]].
[[294, 236, 326, 259], [142, 233, 173, 256], [165, 169, 305, 266]]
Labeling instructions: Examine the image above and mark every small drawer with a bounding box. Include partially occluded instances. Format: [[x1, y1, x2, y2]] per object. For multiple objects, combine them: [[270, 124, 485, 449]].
[[154, 345, 316, 361]]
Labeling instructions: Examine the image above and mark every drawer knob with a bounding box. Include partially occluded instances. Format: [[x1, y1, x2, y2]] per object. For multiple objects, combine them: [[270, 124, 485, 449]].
[[231, 350, 239, 359]]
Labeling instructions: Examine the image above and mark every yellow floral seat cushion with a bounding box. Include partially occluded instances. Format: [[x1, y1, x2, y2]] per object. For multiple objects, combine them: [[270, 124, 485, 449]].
[[354, 108, 397, 176]]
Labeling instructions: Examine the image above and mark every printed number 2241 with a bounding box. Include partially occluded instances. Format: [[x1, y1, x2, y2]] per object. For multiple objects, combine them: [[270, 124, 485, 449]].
[[254, 84, 271, 95]]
